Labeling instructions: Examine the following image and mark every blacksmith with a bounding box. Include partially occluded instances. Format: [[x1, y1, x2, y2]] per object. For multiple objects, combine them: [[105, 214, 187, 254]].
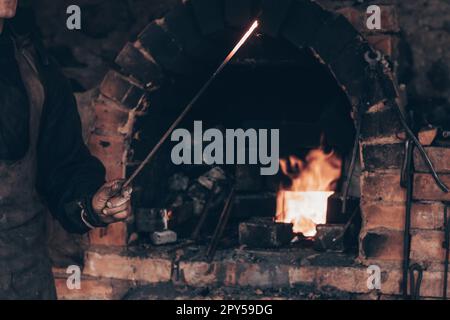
[[0, 0, 132, 299]]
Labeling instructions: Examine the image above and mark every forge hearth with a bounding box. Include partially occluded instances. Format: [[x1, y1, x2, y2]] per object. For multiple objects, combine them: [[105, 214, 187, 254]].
[[58, 243, 447, 300], [55, 0, 450, 300], [124, 39, 361, 249]]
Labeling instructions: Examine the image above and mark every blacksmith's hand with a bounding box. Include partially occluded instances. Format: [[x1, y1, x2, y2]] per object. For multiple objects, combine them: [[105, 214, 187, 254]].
[[92, 180, 133, 224]]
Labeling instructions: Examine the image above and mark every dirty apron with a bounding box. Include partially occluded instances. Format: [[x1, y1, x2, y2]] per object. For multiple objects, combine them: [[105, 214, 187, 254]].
[[0, 38, 56, 300]]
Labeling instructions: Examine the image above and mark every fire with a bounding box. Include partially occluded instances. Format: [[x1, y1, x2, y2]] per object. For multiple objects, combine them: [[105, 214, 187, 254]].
[[276, 148, 342, 237]]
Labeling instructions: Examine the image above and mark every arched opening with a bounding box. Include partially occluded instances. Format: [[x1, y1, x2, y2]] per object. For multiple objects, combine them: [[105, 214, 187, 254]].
[[133, 42, 358, 243], [90, 0, 397, 254]]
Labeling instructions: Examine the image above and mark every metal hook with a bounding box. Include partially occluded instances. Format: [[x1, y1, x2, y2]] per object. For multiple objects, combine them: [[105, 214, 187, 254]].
[[409, 264, 424, 300]]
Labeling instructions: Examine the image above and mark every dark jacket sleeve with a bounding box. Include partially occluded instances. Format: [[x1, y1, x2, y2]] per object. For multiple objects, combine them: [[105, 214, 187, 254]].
[[36, 58, 106, 234]]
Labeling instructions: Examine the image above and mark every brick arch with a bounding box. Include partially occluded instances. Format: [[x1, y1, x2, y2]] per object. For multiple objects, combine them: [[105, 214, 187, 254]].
[[88, 0, 399, 245]]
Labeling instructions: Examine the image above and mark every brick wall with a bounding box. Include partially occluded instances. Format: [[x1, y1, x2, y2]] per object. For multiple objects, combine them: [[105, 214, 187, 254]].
[[26, 0, 450, 299], [358, 112, 449, 270], [84, 0, 399, 246]]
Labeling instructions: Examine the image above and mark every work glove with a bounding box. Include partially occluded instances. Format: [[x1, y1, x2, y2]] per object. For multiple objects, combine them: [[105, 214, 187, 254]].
[[91, 180, 133, 224]]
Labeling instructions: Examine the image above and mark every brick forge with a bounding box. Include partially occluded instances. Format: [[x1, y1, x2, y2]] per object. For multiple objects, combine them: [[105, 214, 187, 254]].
[[57, 0, 450, 299]]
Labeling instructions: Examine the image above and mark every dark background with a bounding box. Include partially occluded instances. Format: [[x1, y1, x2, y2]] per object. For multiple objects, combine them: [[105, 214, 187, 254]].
[[20, 0, 450, 135]]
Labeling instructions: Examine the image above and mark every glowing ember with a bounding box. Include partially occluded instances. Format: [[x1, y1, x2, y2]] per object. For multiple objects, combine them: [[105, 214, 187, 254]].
[[276, 148, 342, 237]]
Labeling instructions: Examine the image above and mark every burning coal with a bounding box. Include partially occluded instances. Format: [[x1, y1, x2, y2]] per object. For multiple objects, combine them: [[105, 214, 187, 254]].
[[276, 148, 342, 237]]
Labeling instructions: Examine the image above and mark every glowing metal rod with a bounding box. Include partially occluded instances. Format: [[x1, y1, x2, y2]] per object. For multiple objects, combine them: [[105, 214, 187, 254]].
[[216, 20, 259, 76], [123, 20, 259, 188]]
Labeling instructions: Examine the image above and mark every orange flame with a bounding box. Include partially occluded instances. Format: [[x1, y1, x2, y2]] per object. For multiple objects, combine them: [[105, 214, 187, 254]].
[[276, 149, 342, 237]]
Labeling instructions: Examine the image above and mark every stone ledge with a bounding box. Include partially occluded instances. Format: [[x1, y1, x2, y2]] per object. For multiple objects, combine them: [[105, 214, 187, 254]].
[[84, 248, 172, 283], [80, 245, 450, 298], [53, 271, 131, 300], [120, 282, 398, 300]]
